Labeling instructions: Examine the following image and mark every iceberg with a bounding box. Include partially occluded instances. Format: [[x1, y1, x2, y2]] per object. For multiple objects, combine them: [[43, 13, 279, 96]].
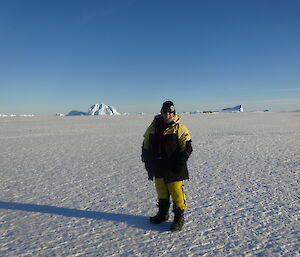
[[88, 103, 120, 115], [66, 103, 120, 116], [222, 105, 243, 112]]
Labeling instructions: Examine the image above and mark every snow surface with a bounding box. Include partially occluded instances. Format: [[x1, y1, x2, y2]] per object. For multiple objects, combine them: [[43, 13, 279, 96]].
[[1, 113, 299, 256]]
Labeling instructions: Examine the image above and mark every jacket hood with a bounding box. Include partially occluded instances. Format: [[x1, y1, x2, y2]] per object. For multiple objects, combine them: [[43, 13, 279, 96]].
[[154, 114, 181, 128], [173, 114, 181, 123]]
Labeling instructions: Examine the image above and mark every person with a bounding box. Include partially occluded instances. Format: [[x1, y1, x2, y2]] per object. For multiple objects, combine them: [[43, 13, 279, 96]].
[[141, 101, 193, 232]]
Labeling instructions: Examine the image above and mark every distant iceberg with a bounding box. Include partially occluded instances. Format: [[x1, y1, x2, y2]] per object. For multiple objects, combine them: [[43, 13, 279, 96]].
[[88, 103, 120, 115], [222, 105, 243, 112], [0, 114, 34, 117], [66, 110, 88, 116], [66, 103, 120, 116]]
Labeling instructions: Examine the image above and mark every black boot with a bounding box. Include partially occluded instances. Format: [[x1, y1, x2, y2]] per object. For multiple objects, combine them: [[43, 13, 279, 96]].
[[171, 204, 184, 232], [150, 199, 170, 224]]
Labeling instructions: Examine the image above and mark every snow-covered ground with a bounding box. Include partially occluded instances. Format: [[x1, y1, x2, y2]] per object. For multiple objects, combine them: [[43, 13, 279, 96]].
[[1, 113, 299, 256]]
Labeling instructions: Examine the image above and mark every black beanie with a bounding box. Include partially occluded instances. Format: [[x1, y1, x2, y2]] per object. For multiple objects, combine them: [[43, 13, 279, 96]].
[[161, 101, 175, 114]]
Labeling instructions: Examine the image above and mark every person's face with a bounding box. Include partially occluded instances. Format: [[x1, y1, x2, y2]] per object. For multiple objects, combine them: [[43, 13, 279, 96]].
[[162, 111, 175, 123]]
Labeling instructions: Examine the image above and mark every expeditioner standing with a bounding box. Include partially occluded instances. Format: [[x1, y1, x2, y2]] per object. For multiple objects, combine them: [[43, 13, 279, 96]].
[[142, 101, 193, 232]]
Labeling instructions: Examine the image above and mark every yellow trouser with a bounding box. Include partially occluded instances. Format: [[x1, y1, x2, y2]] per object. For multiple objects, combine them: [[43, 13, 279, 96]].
[[155, 178, 187, 210]]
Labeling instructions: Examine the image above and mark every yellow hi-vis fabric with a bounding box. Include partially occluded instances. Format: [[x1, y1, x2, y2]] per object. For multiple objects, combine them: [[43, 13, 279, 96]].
[[143, 114, 191, 153], [155, 178, 187, 210]]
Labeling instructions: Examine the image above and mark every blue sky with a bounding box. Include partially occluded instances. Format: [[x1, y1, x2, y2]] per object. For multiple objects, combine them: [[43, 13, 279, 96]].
[[1, 0, 299, 114]]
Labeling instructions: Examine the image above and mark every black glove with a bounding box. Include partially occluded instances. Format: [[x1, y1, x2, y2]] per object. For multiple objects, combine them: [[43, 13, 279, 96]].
[[145, 163, 154, 181], [177, 151, 189, 164], [141, 148, 153, 180], [177, 140, 193, 164]]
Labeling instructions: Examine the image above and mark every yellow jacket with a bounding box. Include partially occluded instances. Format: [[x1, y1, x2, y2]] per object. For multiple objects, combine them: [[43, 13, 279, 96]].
[[142, 114, 192, 182]]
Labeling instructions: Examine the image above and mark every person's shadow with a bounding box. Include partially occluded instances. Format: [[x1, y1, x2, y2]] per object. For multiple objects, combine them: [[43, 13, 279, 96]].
[[0, 201, 171, 232]]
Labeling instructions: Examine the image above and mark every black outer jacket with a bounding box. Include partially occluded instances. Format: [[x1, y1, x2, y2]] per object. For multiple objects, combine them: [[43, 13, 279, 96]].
[[142, 115, 193, 183]]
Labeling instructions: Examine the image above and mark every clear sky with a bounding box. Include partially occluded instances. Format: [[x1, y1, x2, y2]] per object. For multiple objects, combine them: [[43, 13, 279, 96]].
[[1, 0, 299, 114]]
